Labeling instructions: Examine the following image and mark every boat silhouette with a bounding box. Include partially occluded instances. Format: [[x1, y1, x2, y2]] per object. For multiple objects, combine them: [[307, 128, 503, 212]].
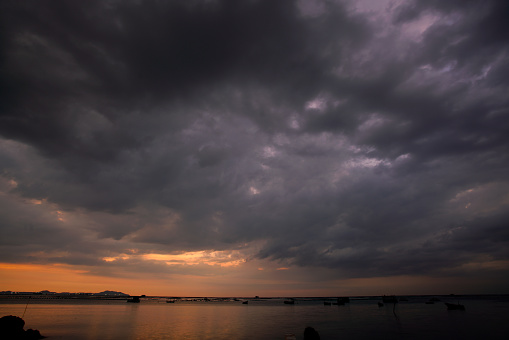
[[445, 302, 465, 310], [127, 296, 140, 303]]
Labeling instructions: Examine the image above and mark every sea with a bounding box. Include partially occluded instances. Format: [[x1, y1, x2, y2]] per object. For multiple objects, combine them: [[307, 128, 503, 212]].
[[1, 295, 508, 339]]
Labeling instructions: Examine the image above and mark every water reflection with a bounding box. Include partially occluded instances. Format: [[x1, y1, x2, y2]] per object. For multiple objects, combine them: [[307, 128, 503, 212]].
[[1, 297, 508, 339]]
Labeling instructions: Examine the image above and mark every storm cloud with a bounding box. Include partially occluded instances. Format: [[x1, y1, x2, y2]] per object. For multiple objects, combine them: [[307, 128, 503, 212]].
[[1, 0, 508, 294]]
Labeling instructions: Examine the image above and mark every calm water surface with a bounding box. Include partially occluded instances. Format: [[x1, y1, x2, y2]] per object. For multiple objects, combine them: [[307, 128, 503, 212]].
[[1, 296, 508, 339]]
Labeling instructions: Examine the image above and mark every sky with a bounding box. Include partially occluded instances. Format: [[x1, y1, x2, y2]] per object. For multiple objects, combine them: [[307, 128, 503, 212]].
[[1, 0, 509, 297]]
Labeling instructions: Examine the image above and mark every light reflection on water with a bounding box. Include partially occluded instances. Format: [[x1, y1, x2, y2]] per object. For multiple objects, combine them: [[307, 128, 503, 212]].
[[1, 297, 509, 339]]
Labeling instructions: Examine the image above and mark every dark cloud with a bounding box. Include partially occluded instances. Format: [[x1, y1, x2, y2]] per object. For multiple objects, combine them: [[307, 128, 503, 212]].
[[1, 0, 508, 291]]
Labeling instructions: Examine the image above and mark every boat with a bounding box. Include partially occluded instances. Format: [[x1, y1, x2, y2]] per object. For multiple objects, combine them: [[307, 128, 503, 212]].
[[445, 302, 465, 310], [283, 299, 295, 305], [242, 300, 248, 304], [127, 296, 140, 303], [382, 295, 398, 303], [426, 297, 440, 304], [166, 299, 175, 303]]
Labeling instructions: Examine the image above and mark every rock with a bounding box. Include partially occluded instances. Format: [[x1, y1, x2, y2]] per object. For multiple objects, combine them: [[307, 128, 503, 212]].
[[25, 328, 45, 339], [304, 326, 320, 340], [0, 315, 45, 339]]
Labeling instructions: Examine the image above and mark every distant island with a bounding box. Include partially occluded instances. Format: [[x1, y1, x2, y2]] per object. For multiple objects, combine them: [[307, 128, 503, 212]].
[[0, 290, 130, 298]]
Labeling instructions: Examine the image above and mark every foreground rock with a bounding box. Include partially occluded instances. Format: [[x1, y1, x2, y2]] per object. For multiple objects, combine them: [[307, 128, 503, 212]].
[[0, 315, 45, 339]]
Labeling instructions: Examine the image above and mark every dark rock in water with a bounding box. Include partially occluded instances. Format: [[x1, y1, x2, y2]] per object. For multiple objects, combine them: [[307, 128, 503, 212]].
[[0, 315, 25, 338], [0, 315, 45, 339], [304, 326, 320, 340], [25, 328, 45, 339]]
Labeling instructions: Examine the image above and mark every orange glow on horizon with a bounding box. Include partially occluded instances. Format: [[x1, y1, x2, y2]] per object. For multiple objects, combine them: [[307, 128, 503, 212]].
[[1, 261, 504, 297], [0, 262, 175, 295], [0, 262, 261, 296]]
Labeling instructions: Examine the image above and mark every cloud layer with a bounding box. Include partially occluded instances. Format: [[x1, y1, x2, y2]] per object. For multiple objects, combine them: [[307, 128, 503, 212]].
[[1, 0, 509, 294]]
